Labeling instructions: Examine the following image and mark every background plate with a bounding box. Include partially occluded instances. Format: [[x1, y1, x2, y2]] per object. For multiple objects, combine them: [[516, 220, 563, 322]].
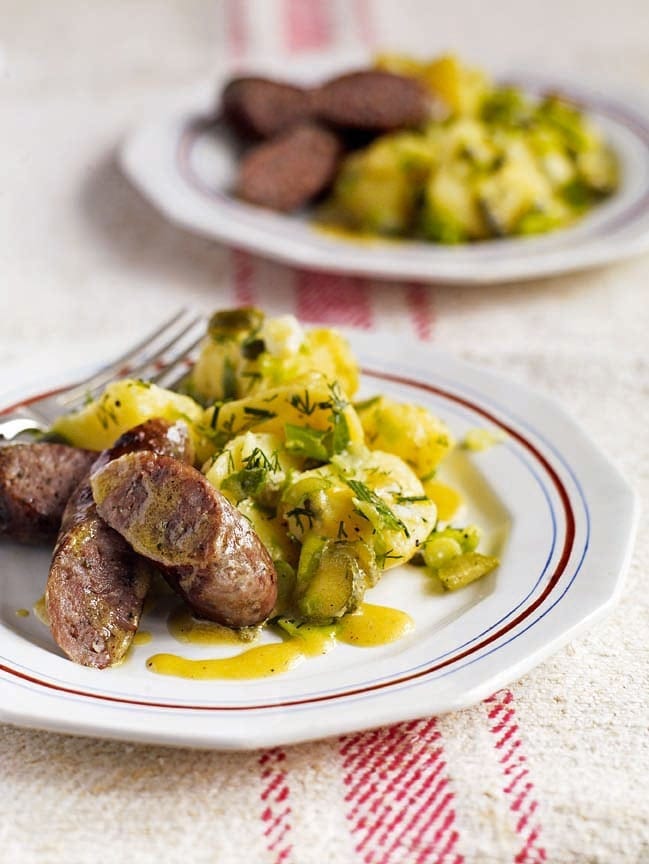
[[120, 54, 649, 285]]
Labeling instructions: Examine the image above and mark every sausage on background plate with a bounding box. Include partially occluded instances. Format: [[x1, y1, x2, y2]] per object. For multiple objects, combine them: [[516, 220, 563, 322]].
[[0, 443, 96, 544], [236, 122, 343, 212], [311, 69, 431, 132], [91, 450, 278, 628], [222, 76, 313, 139], [46, 419, 194, 669]]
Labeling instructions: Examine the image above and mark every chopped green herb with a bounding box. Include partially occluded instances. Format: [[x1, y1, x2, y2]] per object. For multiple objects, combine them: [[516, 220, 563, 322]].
[[221, 357, 237, 401], [346, 479, 409, 536], [285, 424, 330, 462], [290, 390, 318, 416], [286, 502, 316, 532], [243, 406, 277, 420], [242, 447, 280, 473]]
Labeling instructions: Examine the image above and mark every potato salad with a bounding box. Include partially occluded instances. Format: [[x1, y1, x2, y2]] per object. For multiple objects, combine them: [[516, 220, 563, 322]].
[[51, 308, 498, 628]]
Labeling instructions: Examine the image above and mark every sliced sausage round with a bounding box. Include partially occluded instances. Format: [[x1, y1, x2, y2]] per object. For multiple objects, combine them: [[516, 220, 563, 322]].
[[91, 450, 278, 628]]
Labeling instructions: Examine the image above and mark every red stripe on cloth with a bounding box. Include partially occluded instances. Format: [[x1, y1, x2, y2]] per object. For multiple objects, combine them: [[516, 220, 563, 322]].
[[296, 271, 374, 329], [352, 0, 376, 46], [285, 0, 376, 330], [224, 0, 247, 60], [406, 283, 435, 341], [224, 0, 259, 310], [340, 719, 464, 864], [232, 247, 257, 306], [284, 0, 333, 52], [259, 748, 294, 864], [485, 691, 547, 864]]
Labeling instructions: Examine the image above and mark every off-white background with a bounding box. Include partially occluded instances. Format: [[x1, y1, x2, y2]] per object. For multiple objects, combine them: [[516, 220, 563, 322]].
[[1, 2, 648, 862]]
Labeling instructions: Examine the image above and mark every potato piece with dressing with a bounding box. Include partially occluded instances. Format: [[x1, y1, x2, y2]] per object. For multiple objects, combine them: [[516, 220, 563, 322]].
[[51, 379, 207, 459], [330, 133, 433, 235], [356, 395, 454, 480], [190, 309, 359, 404], [204, 377, 364, 454], [280, 446, 437, 570], [203, 431, 300, 507]]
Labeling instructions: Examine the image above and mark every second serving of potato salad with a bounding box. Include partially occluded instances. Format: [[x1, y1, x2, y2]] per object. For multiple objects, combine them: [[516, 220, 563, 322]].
[[50, 308, 498, 677], [324, 54, 618, 242]]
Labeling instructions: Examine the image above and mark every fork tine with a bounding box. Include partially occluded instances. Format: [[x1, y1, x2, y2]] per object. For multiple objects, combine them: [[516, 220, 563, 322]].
[[149, 333, 205, 390], [115, 316, 205, 388], [56, 308, 196, 409]]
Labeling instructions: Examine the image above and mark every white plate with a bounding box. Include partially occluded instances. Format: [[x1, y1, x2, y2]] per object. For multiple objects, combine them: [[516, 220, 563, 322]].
[[120, 54, 649, 285], [0, 333, 638, 749]]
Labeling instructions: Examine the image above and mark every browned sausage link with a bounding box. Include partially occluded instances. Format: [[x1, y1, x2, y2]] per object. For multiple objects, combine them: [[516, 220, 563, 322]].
[[46, 419, 194, 668], [0, 443, 96, 544], [236, 122, 343, 212], [311, 70, 430, 131], [91, 451, 278, 628], [222, 76, 313, 139]]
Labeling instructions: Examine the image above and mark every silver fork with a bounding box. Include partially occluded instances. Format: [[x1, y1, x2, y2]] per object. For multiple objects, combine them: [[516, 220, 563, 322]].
[[0, 309, 207, 442]]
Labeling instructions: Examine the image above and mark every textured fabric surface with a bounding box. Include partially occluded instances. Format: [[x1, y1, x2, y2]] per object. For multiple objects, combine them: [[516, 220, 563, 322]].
[[1, 1, 648, 862]]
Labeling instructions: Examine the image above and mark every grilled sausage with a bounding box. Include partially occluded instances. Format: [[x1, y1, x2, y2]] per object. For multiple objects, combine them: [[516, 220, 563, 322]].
[[0, 443, 96, 544], [91, 451, 278, 628], [46, 419, 194, 668], [222, 76, 313, 139], [236, 122, 343, 212], [311, 70, 430, 131]]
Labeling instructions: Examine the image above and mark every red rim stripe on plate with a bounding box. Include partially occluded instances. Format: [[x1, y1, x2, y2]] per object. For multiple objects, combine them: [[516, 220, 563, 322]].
[[0, 367, 576, 711], [485, 691, 547, 863], [259, 748, 294, 863], [341, 719, 463, 864]]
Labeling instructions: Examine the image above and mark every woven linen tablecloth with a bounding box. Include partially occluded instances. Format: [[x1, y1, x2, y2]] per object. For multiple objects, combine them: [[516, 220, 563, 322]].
[[1, 1, 648, 862]]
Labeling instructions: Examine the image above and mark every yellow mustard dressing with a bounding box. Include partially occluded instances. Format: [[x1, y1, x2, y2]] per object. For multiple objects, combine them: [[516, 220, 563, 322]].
[[146, 624, 336, 680], [131, 630, 153, 646], [336, 603, 414, 647], [33, 595, 49, 626], [145, 603, 414, 680], [15, 608, 30, 618], [423, 480, 463, 521], [168, 605, 258, 646]]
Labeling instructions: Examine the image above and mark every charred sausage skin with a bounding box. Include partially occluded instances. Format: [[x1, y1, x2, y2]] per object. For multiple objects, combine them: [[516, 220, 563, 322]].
[[223, 68, 431, 213], [91, 450, 278, 628], [222, 76, 313, 139], [236, 122, 343, 212], [0, 443, 96, 544], [46, 419, 194, 669], [311, 69, 430, 131]]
